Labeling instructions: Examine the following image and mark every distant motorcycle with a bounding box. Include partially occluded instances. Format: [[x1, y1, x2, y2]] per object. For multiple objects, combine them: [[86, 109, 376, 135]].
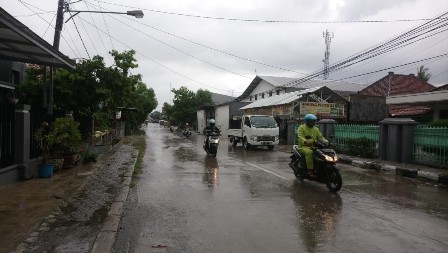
[[289, 141, 342, 192], [183, 128, 191, 137], [170, 125, 175, 133], [203, 130, 220, 157]]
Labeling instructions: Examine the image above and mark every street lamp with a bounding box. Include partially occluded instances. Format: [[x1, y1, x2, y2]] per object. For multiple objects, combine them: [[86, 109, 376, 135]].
[[65, 10, 144, 22]]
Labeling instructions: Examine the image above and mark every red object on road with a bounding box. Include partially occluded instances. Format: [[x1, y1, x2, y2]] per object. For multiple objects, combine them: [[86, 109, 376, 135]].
[[151, 244, 168, 248]]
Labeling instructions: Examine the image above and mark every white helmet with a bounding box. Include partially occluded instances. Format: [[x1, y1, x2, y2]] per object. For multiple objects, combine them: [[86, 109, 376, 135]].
[[209, 119, 216, 124]]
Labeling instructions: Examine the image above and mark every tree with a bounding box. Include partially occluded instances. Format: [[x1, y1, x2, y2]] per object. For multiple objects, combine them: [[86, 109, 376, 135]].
[[150, 111, 162, 121], [162, 87, 213, 126], [20, 50, 158, 135], [417, 65, 432, 82]]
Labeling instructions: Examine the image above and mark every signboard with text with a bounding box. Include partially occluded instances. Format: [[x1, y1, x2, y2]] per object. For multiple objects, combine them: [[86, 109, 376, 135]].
[[299, 102, 345, 117]]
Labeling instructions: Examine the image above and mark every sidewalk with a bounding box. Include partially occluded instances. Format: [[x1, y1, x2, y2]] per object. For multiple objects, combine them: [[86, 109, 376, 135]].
[[0, 138, 139, 253], [276, 145, 448, 186]]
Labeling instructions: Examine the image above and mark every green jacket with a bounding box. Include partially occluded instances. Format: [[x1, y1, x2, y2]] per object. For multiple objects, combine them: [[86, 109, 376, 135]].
[[297, 124, 327, 147]]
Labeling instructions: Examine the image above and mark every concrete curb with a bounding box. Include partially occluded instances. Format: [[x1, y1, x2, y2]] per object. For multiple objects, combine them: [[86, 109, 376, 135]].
[[339, 156, 447, 185], [90, 150, 139, 253]]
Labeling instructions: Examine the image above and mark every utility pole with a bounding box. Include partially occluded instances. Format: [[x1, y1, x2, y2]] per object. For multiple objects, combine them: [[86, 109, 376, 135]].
[[322, 29, 334, 80], [47, 0, 65, 115]]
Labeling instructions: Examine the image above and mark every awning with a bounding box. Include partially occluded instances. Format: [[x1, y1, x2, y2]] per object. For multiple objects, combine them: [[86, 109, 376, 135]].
[[0, 7, 76, 69]]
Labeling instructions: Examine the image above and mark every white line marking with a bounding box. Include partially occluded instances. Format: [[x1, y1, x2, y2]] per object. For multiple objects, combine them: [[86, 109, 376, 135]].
[[245, 162, 290, 180]]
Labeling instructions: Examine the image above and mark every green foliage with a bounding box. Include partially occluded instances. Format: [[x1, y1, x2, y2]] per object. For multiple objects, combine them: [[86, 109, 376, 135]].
[[150, 111, 161, 121], [344, 137, 377, 159], [163, 87, 213, 124], [81, 150, 97, 163], [427, 119, 448, 127], [417, 65, 432, 82], [34, 122, 56, 163], [52, 118, 82, 155], [20, 50, 158, 136]]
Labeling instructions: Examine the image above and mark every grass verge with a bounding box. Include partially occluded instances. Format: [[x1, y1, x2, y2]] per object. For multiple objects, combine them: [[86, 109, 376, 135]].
[[133, 136, 146, 175]]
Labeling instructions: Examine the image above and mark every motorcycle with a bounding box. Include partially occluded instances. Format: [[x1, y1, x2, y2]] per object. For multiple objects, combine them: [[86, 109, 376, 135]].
[[289, 140, 342, 192], [170, 125, 175, 133], [183, 128, 191, 137], [203, 130, 220, 157]]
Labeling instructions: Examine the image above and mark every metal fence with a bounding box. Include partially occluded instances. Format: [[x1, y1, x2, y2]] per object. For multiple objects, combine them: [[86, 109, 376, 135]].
[[333, 124, 380, 152], [0, 103, 15, 168], [414, 126, 448, 167]]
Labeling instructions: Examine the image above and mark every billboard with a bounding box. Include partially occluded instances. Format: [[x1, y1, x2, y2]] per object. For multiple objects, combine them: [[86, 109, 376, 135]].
[[299, 102, 345, 117]]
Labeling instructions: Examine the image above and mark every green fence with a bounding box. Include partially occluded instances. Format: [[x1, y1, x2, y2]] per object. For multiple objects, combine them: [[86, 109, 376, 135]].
[[414, 126, 448, 167], [333, 124, 379, 154]]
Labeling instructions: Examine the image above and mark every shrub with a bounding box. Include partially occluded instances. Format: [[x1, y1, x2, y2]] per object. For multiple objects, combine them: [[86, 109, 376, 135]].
[[427, 119, 448, 127], [345, 137, 377, 159], [81, 150, 97, 163], [52, 118, 82, 155]]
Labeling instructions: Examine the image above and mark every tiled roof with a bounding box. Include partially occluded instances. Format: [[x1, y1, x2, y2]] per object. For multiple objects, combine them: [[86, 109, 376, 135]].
[[389, 105, 433, 116], [359, 74, 435, 97]]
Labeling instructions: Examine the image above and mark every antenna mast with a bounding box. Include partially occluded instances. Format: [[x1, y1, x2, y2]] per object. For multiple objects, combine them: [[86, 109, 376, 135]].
[[322, 29, 334, 80]]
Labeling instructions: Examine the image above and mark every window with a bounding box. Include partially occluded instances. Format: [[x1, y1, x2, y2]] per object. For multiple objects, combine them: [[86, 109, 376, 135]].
[[250, 96, 252, 101], [244, 117, 251, 127], [276, 90, 280, 95], [269, 91, 273, 97], [255, 95, 258, 100], [261, 93, 265, 99]]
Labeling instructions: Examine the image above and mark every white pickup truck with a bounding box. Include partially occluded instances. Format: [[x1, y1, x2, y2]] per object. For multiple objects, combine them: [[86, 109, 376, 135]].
[[227, 115, 279, 150]]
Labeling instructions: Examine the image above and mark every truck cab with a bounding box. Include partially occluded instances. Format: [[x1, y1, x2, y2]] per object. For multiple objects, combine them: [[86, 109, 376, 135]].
[[228, 115, 280, 150]]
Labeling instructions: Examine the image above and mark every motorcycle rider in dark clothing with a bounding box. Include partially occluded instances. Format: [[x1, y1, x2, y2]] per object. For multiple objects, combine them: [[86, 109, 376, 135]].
[[203, 119, 220, 147]]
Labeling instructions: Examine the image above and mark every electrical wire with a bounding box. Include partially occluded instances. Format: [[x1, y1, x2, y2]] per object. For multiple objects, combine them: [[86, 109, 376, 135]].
[[83, 0, 307, 75], [76, 15, 99, 57], [94, 0, 446, 24], [96, 0, 115, 49], [71, 18, 91, 58], [42, 13, 57, 37], [78, 16, 241, 93], [84, 7, 252, 79]]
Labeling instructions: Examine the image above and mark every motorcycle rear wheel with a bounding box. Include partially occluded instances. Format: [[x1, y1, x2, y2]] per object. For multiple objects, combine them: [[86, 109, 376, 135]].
[[325, 166, 342, 192]]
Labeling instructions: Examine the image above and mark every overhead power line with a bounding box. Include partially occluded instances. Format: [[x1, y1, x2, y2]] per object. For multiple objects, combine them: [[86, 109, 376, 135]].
[[83, 0, 307, 75], [78, 16, 242, 93], [94, 0, 445, 24]]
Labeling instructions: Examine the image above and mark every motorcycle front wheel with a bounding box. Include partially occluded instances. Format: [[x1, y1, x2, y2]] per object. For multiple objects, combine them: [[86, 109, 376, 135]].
[[325, 166, 342, 192]]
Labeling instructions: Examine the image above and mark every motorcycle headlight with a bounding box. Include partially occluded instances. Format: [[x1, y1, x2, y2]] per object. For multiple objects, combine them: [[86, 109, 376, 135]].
[[251, 135, 258, 141], [324, 155, 336, 162]]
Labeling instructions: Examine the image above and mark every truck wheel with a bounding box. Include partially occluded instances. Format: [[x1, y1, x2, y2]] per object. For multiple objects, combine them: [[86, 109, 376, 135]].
[[232, 138, 238, 147], [268, 145, 274, 150], [243, 138, 251, 150]]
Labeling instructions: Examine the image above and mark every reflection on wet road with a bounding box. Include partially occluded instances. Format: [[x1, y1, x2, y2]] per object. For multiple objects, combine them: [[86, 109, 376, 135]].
[[114, 125, 448, 253]]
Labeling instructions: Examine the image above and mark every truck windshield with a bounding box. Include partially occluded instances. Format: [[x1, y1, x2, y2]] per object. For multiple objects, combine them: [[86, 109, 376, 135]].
[[250, 116, 277, 128]]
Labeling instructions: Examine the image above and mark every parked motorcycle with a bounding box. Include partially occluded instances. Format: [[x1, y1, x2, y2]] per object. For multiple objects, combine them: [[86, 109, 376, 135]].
[[289, 141, 342, 192], [203, 130, 220, 157]]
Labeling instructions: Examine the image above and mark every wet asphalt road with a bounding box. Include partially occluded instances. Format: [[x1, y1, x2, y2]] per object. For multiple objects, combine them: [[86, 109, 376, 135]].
[[114, 124, 448, 253]]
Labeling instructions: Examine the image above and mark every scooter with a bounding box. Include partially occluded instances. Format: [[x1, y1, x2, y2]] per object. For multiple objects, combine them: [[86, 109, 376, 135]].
[[170, 125, 175, 133], [289, 141, 342, 192], [203, 130, 220, 157], [183, 128, 191, 137]]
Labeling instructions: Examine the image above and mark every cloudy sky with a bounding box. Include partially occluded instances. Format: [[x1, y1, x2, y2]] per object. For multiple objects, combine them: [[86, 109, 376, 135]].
[[4, 0, 448, 110]]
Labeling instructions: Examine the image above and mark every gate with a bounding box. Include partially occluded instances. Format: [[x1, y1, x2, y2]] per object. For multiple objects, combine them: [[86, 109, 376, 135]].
[[0, 103, 15, 168]]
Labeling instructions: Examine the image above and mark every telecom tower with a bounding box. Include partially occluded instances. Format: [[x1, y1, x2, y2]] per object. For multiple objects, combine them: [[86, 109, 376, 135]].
[[322, 29, 334, 80]]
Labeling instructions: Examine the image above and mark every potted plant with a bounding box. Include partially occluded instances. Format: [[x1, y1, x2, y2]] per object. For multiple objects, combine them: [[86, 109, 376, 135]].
[[34, 121, 56, 177], [51, 118, 82, 168]]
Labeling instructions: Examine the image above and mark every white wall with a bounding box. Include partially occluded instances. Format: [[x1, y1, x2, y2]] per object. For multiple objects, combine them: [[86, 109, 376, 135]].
[[241, 80, 282, 102], [197, 110, 206, 132], [215, 105, 230, 132]]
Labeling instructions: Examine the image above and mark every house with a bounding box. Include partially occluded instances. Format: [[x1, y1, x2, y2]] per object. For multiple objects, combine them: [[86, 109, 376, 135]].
[[240, 86, 349, 144], [196, 92, 235, 132], [237, 75, 367, 102], [0, 7, 75, 186], [358, 72, 436, 122]]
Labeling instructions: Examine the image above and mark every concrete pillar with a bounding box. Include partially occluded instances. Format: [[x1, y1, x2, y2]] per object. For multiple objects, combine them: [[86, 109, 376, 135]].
[[318, 119, 338, 142], [378, 118, 418, 163], [14, 104, 31, 165], [287, 120, 298, 145]]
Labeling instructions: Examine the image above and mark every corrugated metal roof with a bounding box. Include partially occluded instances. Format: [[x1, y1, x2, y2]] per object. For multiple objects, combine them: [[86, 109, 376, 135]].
[[240, 86, 322, 110], [237, 75, 367, 100]]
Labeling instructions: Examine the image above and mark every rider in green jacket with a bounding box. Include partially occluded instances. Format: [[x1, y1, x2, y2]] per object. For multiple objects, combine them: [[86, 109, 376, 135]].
[[297, 114, 327, 176]]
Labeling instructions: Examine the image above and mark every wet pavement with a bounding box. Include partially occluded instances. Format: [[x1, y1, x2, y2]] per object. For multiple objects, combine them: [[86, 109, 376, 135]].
[[0, 139, 138, 253], [114, 124, 448, 253]]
